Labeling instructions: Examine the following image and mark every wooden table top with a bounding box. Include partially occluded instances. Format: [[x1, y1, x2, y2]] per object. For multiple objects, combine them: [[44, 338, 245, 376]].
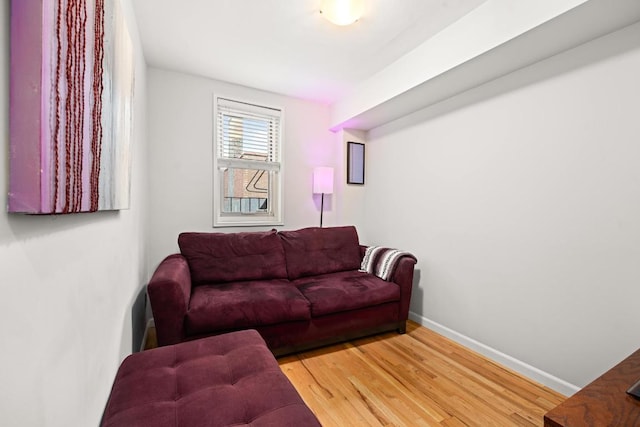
[[544, 348, 640, 426]]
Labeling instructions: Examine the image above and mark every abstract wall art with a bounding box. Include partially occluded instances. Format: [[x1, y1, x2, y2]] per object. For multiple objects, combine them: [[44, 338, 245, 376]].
[[9, 0, 135, 214]]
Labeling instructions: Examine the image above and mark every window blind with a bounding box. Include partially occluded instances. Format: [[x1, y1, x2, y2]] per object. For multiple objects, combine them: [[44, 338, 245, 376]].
[[216, 98, 281, 170]]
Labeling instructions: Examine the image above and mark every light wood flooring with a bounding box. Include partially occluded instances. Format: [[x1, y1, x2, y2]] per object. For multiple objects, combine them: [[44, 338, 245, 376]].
[[278, 321, 565, 426], [144, 321, 565, 426]]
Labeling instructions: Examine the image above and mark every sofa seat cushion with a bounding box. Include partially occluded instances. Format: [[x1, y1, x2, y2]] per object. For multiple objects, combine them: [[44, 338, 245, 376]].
[[186, 280, 311, 335], [279, 226, 362, 279], [101, 330, 321, 427], [294, 270, 400, 317], [178, 230, 288, 285]]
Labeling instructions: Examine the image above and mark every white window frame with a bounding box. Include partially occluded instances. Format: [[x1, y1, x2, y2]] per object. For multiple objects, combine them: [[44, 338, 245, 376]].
[[213, 95, 284, 227]]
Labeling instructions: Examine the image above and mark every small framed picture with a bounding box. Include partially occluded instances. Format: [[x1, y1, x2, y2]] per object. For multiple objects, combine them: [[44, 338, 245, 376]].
[[347, 142, 365, 185]]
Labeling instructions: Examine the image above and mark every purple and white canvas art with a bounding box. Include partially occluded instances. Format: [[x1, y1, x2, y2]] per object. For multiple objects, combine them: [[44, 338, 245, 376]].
[[9, 0, 134, 214]]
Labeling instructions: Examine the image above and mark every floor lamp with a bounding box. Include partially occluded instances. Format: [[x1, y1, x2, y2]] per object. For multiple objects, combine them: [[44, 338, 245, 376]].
[[313, 167, 334, 227]]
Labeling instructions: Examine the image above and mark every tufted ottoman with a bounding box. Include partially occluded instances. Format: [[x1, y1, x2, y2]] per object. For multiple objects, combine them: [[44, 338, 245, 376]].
[[101, 329, 321, 426]]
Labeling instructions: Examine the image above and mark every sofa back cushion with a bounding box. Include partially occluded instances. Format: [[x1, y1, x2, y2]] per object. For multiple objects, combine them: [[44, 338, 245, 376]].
[[178, 230, 288, 285], [278, 226, 362, 280]]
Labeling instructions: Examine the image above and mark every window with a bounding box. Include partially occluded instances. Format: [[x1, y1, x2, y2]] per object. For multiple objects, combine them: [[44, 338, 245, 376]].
[[213, 97, 283, 227]]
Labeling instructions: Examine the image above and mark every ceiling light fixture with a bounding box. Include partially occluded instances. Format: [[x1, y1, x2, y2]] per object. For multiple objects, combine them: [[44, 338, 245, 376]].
[[320, 0, 364, 26]]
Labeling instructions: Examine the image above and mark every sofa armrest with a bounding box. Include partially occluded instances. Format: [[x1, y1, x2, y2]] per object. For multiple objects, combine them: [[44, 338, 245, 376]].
[[147, 254, 192, 346], [360, 244, 416, 328], [390, 256, 417, 328]]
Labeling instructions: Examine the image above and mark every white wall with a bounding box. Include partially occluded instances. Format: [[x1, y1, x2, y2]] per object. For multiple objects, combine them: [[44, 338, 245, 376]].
[[363, 22, 640, 390], [335, 128, 368, 242], [0, 1, 148, 426], [146, 69, 344, 272]]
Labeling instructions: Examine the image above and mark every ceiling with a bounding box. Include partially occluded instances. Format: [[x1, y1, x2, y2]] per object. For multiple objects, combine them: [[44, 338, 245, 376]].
[[132, 0, 486, 105]]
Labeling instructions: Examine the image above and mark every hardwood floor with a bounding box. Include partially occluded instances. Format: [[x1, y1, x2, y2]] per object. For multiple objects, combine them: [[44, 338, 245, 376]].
[[278, 321, 565, 426], [143, 321, 565, 426]]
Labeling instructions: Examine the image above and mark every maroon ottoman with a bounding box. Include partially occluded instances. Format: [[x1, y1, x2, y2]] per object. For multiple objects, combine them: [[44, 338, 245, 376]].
[[101, 330, 321, 426]]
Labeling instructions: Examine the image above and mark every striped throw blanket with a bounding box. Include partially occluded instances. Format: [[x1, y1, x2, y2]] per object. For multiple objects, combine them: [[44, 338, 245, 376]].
[[359, 246, 417, 281]]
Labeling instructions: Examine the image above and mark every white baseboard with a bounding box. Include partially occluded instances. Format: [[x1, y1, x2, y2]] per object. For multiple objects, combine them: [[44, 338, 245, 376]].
[[409, 312, 580, 397], [139, 318, 155, 352]]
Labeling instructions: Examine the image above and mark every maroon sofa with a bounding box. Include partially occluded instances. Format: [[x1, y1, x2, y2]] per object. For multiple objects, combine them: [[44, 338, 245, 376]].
[[101, 329, 321, 427], [148, 226, 417, 356]]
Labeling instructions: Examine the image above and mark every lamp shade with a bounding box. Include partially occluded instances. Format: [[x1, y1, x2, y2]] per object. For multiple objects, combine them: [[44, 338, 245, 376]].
[[313, 167, 334, 194], [320, 0, 364, 26]]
